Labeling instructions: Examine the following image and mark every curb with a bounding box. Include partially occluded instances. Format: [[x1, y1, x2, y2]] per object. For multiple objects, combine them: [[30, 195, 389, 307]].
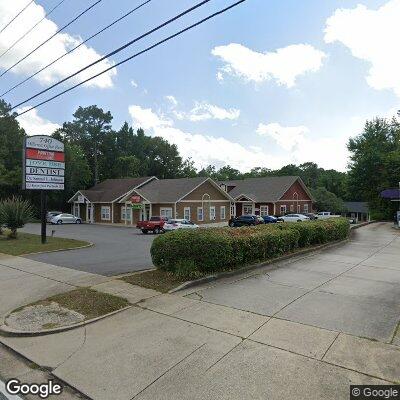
[[169, 221, 378, 293], [20, 241, 94, 256], [169, 238, 350, 293], [0, 305, 132, 337]]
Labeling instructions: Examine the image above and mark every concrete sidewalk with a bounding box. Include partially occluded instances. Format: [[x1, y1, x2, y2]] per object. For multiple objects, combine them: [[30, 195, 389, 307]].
[[1, 222, 399, 400]]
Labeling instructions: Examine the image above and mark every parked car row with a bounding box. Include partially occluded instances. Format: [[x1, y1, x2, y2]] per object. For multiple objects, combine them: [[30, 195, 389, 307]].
[[136, 216, 199, 234]]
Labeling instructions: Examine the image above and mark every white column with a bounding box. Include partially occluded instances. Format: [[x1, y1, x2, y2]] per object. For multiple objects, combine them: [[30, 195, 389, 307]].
[[149, 204, 152, 218], [86, 203, 89, 222], [124, 202, 127, 225], [111, 203, 114, 224], [91, 205, 94, 223]]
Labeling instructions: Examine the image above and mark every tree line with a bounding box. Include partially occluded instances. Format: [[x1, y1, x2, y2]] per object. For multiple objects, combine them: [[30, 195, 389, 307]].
[[1, 100, 399, 218]]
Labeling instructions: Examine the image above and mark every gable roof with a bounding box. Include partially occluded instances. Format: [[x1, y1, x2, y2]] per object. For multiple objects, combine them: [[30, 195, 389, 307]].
[[71, 177, 154, 203], [134, 177, 210, 203], [344, 202, 369, 213], [219, 176, 310, 203]]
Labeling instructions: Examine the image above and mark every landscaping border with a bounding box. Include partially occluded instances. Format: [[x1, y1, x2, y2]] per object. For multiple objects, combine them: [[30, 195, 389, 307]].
[[169, 221, 376, 293], [20, 241, 94, 256], [0, 305, 131, 337]]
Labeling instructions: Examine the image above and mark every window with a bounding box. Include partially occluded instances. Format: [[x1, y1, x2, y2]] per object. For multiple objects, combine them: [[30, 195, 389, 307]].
[[101, 206, 111, 221], [197, 207, 204, 222], [290, 204, 294, 212], [210, 206, 216, 220], [230, 203, 236, 218], [184, 207, 191, 220], [73, 204, 80, 217], [260, 205, 269, 216], [243, 204, 253, 215], [297, 204, 301, 213], [304, 203, 309, 213], [220, 206, 226, 220], [280, 205, 287, 214], [121, 206, 132, 221], [160, 208, 173, 219]]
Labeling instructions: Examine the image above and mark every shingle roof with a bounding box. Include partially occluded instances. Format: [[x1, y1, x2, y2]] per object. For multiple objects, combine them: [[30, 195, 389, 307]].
[[219, 176, 303, 202], [344, 202, 369, 213], [136, 177, 210, 203], [79, 177, 153, 203]]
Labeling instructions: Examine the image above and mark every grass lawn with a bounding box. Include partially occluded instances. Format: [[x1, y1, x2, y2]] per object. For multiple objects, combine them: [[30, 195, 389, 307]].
[[121, 269, 187, 293], [35, 288, 129, 320], [0, 231, 89, 256]]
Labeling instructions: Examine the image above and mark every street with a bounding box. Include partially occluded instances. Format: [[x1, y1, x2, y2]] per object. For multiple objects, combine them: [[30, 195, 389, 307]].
[[21, 223, 155, 276], [1, 222, 399, 399]]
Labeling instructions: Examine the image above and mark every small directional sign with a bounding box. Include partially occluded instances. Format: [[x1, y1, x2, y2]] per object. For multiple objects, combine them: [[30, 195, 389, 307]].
[[22, 136, 65, 191]]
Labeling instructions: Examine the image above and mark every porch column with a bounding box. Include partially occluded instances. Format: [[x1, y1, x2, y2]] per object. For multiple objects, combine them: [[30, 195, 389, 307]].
[[111, 203, 114, 224], [86, 203, 89, 222], [125, 202, 127, 225], [91, 204, 94, 223], [149, 204, 152, 219]]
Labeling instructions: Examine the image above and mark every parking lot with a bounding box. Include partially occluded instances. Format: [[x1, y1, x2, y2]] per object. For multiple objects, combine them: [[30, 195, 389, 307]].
[[21, 223, 156, 276]]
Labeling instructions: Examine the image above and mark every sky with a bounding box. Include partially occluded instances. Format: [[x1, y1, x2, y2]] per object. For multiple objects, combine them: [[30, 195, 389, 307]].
[[0, 0, 399, 172]]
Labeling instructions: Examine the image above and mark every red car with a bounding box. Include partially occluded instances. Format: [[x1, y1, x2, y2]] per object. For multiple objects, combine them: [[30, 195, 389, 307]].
[[136, 216, 169, 234]]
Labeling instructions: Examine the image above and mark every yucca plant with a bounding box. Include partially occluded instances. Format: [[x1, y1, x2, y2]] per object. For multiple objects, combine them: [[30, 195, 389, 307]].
[[0, 196, 34, 239]]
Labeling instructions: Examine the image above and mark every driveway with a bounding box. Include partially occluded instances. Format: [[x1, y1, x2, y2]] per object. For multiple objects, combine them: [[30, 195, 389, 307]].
[[21, 223, 155, 276], [2, 222, 399, 400]]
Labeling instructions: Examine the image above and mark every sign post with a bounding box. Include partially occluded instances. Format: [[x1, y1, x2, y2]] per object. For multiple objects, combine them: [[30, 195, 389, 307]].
[[22, 136, 65, 244]]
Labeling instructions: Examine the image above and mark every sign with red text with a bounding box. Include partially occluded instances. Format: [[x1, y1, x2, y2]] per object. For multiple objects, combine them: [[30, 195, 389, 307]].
[[130, 195, 141, 203], [22, 136, 65, 190]]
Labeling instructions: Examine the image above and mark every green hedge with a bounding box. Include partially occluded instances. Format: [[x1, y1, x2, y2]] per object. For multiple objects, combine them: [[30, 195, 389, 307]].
[[151, 218, 350, 278]]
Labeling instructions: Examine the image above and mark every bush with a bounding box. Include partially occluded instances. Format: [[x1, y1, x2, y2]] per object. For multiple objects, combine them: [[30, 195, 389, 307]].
[[151, 218, 350, 277], [0, 196, 34, 239]]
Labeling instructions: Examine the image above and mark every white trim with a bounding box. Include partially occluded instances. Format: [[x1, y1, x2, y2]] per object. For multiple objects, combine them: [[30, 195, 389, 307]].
[[115, 176, 158, 203], [260, 205, 269, 216], [184, 206, 191, 220], [197, 206, 204, 222], [160, 207, 173, 219], [101, 206, 111, 221], [68, 191, 89, 203], [280, 205, 287, 214], [234, 194, 256, 202], [243, 203, 253, 215], [179, 199, 230, 203], [209, 205, 216, 221], [220, 205, 226, 220], [177, 177, 234, 202]]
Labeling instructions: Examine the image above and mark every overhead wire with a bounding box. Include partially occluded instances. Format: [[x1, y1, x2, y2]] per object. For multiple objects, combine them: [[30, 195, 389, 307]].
[[15, 0, 246, 117], [0, 0, 68, 61], [0, 0, 103, 79], [10, 0, 213, 109], [0, 0, 35, 34], [1, 0, 151, 97]]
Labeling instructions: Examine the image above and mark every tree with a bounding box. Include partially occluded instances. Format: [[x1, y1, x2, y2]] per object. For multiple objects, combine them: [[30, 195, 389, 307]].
[[62, 106, 113, 185], [311, 187, 345, 213], [0, 196, 34, 239], [347, 118, 400, 218]]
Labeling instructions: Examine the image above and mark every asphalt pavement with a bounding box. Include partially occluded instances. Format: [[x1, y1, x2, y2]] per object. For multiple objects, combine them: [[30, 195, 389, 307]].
[[21, 223, 156, 276]]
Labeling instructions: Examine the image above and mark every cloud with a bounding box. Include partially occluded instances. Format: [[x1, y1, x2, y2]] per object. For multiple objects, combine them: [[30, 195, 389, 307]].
[[212, 43, 326, 87], [128, 105, 281, 171], [256, 123, 309, 151], [0, 0, 116, 88], [128, 105, 172, 130], [188, 102, 240, 122], [257, 121, 351, 171], [130, 80, 138, 88], [165, 95, 178, 106], [325, 1, 400, 96], [16, 106, 61, 135]]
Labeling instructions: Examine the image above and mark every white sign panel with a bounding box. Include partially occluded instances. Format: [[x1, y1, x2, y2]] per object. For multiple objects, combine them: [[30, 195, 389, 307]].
[[77, 195, 85, 203], [25, 182, 64, 190], [23, 136, 65, 191], [26, 175, 65, 183], [26, 136, 64, 152], [25, 167, 65, 176], [26, 159, 65, 169]]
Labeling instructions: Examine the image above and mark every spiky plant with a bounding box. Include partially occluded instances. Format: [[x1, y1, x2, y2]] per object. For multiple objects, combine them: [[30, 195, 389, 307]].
[[0, 196, 34, 239]]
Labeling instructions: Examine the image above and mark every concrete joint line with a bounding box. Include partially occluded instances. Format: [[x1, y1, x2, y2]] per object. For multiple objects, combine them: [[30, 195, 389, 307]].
[[321, 332, 341, 360], [205, 340, 244, 372], [130, 343, 206, 400], [54, 327, 87, 371]]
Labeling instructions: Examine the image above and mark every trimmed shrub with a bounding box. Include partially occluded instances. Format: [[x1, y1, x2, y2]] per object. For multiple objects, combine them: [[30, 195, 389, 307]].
[[0, 196, 34, 239], [151, 218, 350, 277]]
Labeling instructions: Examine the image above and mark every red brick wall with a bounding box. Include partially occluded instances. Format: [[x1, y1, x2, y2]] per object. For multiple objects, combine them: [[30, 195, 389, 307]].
[[280, 180, 311, 201]]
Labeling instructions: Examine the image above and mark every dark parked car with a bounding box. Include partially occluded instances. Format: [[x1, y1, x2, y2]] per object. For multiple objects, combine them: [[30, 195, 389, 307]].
[[262, 215, 278, 223], [229, 215, 264, 227]]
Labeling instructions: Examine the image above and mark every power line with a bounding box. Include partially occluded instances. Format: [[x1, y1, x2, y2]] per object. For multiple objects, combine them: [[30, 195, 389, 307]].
[[15, 0, 246, 117], [0, 0, 67, 61], [0, 0, 35, 35], [0, 0, 103, 79], [1, 0, 151, 97], [11, 0, 213, 110]]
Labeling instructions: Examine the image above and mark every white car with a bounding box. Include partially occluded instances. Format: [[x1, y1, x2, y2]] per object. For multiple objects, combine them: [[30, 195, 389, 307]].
[[316, 212, 340, 220], [51, 213, 82, 224], [279, 214, 310, 223], [163, 219, 199, 231]]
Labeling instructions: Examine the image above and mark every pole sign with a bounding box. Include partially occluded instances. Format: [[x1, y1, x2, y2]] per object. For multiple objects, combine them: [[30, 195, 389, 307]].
[[22, 136, 65, 190]]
